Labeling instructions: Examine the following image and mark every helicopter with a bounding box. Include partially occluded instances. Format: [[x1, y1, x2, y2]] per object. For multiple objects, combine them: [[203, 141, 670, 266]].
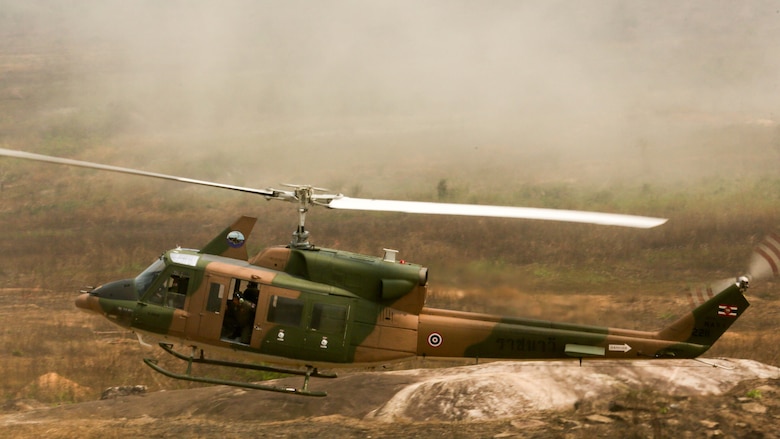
[[1, 147, 777, 397]]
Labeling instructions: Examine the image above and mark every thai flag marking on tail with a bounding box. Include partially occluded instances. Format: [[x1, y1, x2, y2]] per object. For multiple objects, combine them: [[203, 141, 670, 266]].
[[718, 304, 739, 317]]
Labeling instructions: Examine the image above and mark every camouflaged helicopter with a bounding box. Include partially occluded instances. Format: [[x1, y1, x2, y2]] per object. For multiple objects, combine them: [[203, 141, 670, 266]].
[[2, 147, 777, 397]]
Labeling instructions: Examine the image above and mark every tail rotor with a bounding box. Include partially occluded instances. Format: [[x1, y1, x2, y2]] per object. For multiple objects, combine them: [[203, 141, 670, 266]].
[[746, 232, 780, 285], [687, 233, 779, 308], [669, 232, 779, 350]]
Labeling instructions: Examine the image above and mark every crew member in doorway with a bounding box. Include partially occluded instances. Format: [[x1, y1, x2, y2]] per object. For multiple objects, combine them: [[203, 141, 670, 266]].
[[237, 282, 260, 344]]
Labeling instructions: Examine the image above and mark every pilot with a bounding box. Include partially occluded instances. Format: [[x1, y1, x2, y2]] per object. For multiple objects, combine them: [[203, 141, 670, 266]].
[[168, 275, 180, 293], [167, 275, 186, 308]]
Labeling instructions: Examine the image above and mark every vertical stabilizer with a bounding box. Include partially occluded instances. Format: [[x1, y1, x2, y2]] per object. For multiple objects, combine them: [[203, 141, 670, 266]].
[[658, 278, 749, 346]]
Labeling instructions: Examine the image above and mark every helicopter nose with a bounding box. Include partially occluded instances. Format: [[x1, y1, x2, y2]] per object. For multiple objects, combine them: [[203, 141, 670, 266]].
[[75, 292, 101, 314], [74, 279, 138, 315]]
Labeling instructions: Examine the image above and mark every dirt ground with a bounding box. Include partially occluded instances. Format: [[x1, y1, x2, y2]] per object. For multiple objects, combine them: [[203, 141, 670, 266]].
[[2, 359, 779, 439]]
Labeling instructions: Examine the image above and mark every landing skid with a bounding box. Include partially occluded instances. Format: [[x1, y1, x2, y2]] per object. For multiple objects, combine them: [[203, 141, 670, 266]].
[[143, 342, 336, 397]]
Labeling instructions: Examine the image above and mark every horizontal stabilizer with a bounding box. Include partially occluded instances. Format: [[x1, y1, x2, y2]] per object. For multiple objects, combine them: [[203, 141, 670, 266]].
[[564, 344, 605, 357]]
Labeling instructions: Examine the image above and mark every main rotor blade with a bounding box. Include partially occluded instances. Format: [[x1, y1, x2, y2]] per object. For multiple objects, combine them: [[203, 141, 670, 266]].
[[1, 147, 668, 229], [0, 147, 275, 197], [326, 197, 667, 229]]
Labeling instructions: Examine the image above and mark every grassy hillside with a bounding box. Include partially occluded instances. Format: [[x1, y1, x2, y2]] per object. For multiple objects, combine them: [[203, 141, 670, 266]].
[[1, 2, 779, 405], [2, 162, 779, 405]]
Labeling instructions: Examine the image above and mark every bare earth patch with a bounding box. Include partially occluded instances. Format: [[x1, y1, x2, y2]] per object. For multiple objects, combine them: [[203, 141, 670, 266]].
[[2, 358, 779, 438]]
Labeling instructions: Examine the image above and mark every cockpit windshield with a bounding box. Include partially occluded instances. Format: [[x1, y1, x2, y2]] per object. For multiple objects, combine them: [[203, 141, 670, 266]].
[[134, 258, 166, 296]]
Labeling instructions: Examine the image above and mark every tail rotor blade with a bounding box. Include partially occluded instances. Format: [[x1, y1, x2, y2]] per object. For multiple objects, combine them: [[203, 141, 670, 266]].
[[687, 278, 735, 309], [748, 233, 780, 283], [684, 233, 780, 308]]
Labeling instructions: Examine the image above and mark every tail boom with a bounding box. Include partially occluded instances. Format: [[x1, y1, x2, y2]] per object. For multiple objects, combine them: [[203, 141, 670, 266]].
[[416, 279, 749, 362]]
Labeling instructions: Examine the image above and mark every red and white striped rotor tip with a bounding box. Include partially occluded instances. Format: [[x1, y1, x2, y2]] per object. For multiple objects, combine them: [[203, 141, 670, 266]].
[[748, 233, 780, 283]]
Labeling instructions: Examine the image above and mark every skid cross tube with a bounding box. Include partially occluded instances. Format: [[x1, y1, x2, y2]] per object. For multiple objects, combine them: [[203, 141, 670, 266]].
[[157, 342, 337, 378], [143, 342, 335, 397]]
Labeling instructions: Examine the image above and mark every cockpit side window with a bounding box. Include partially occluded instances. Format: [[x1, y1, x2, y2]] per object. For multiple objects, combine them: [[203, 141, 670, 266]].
[[143, 270, 190, 309]]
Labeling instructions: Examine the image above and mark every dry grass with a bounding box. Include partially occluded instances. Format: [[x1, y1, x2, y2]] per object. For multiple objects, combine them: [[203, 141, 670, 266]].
[[2, 144, 780, 405], [0, 287, 285, 404], [1, 23, 780, 406], [1, 174, 779, 405]]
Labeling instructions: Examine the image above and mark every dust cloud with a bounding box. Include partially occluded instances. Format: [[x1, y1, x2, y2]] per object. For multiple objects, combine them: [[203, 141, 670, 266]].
[[1, 1, 779, 191]]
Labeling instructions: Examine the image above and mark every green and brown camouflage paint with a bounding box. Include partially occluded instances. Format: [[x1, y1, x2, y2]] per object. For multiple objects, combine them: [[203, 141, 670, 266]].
[[75, 216, 750, 370]]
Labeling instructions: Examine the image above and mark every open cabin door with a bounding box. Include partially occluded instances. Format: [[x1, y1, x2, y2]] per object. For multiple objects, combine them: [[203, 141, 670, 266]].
[[184, 276, 266, 346]]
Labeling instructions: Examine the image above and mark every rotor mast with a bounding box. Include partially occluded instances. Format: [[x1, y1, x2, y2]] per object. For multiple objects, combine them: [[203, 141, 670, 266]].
[[292, 185, 312, 248], [269, 184, 339, 249]]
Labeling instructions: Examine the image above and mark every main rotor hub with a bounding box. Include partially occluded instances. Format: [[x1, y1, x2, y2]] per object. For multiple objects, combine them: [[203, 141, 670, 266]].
[[268, 184, 341, 249]]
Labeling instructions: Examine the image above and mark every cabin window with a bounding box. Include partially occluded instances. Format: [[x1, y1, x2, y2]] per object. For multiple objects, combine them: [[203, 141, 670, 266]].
[[310, 303, 348, 334], [206, 283, 223, 313], [267, 295, 304, 327]]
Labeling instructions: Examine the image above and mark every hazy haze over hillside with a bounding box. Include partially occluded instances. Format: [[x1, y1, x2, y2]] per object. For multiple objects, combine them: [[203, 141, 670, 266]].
[[1, 0, 778, 191]]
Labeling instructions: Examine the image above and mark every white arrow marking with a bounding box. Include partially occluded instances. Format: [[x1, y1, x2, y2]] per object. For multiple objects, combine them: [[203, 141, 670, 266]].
[[608, 343, 632, 353]]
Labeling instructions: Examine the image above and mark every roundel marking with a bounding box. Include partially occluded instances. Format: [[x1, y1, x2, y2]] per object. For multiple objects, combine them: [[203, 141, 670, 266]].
[[427, 332, 443, 348], [227, 230, 246, 248]]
